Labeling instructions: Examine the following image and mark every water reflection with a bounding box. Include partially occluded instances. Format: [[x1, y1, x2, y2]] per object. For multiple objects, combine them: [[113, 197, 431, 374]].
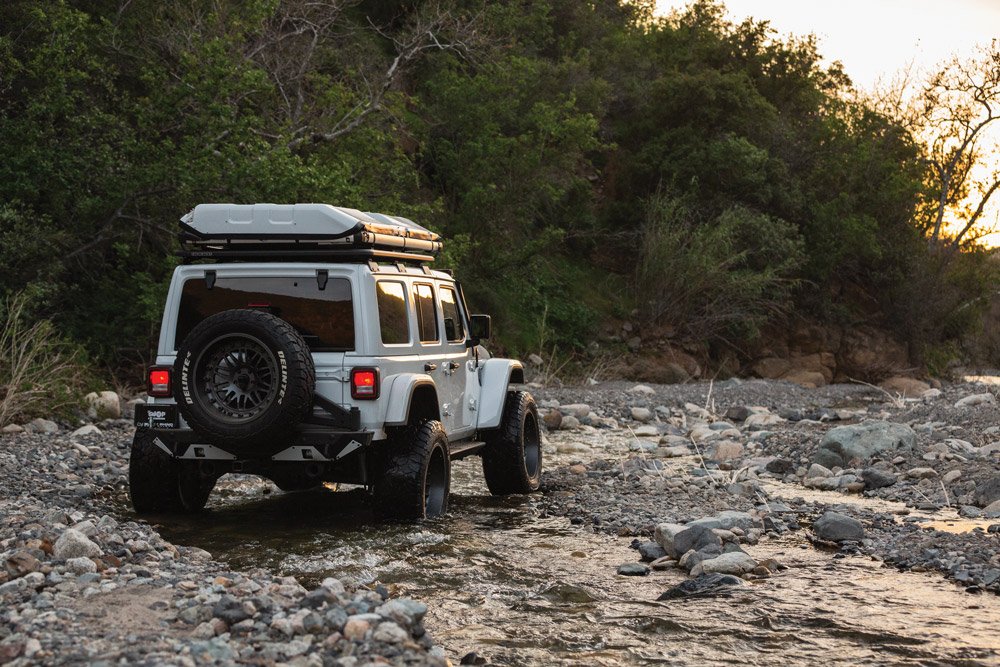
[[148, 460, 1000, 666]]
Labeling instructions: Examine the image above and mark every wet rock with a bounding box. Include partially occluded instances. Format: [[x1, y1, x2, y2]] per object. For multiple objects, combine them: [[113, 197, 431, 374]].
[[861, 467, 897, 490], [954, 393, 996, 408], [700, 552, 756, 576], [812, 511, 864, 542], [53, 528, 102, 560], [616, 563, 650, 576], [636, 541, 667, 562], [656, 573, 745, 600], [814, 421, 915, 469]]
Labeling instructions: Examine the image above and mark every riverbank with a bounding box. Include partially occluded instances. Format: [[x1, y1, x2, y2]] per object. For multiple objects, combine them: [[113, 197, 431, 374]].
[[0, 422, 444, 665], [0, 378, 997, 665]]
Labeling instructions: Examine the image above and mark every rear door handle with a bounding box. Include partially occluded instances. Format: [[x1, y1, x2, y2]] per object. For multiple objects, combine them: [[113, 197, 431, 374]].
[[424, 363, 438, 372], [448, 361, 461, 370]]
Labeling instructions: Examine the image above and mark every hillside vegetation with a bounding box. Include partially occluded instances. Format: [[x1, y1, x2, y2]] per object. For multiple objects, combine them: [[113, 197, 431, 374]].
[[0, 0, 996, 388]]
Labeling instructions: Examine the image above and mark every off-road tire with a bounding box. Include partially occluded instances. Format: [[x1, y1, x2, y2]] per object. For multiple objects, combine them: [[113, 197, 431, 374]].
[[129, 430, 216, 513], [374, 420, 450, 521], [482, 391, 542, 495], [173, 309, 315, 448]]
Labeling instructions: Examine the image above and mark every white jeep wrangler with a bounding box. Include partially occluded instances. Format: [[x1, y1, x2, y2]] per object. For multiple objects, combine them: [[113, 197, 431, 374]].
[[130, 203, 541, 520]]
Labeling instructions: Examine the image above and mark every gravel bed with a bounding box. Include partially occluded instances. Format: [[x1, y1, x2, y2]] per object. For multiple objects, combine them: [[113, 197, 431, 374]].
[[0, 423, 444, 666]]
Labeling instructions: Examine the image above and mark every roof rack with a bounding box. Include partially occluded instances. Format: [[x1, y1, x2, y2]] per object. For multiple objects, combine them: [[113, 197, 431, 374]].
[[178, 203, 441, 264]]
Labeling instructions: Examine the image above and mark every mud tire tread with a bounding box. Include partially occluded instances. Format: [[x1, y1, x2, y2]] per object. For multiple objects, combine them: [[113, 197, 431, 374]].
[[374, 420, 450, 521], [482, 391, 542, 495]]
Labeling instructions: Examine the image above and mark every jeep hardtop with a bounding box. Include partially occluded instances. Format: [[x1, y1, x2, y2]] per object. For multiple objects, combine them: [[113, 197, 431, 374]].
[[130, 203, 541, 520]]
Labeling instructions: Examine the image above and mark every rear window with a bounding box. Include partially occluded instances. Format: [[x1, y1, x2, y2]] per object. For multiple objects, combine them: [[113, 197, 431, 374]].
[[176, 276, 354, 351]]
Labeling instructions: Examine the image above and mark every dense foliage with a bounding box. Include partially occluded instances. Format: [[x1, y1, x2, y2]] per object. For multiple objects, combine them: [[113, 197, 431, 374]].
[[0, 0, 992, 378]]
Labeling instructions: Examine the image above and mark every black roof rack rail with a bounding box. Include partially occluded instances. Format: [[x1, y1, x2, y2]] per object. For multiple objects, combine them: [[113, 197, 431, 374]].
[[177, 246, 435, 264]]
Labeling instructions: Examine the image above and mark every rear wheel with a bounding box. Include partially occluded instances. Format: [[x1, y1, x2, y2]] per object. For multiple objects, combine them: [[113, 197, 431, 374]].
[[374, 421, 450, 521], [482, 391, 542, 495], [129, 431, 216, 514]]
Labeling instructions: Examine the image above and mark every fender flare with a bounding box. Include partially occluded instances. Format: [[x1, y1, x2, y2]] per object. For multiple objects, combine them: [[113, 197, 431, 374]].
[[476, 359, 525, 430], [383, 373, 437, 426]]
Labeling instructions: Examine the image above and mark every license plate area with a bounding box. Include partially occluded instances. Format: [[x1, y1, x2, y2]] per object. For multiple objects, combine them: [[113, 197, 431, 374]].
[[135, 404, 179, 429]]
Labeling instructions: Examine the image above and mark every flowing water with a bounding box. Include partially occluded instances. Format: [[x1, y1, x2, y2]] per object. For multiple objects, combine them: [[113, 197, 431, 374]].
[[148, 455, 1000, 666]]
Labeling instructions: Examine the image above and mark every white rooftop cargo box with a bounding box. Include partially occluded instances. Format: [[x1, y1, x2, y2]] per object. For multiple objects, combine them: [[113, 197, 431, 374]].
[[179, 203, 442, 262]]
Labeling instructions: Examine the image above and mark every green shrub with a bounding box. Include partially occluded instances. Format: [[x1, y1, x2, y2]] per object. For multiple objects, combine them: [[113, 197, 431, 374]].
[[0, 292, 92, 426], [637, 193, 805, 343]]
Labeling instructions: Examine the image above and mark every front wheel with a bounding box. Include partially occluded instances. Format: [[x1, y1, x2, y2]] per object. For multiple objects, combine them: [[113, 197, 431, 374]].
[[481, 391, 542, 495], [129, 430, 216, 514], [374, 421, 450, 521]]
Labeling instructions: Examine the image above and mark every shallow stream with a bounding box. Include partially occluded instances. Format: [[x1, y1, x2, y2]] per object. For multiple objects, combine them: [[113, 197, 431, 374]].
[[145, 450, 1000, 666]]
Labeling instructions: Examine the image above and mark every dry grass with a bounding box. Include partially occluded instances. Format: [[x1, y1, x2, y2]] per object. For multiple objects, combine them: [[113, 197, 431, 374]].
[[0, 292, 88, 426]]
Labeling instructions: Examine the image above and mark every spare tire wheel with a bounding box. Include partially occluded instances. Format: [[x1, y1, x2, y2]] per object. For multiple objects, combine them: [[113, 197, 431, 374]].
[[174, 309, 315, 447]]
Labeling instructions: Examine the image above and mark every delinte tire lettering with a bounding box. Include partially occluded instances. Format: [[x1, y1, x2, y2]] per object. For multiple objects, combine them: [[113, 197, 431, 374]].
[[277, 350, 287, 403], [181, 353, 194, 405]]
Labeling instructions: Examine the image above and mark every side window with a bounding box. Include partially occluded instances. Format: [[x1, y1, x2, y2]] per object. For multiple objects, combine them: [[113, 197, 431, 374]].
[[413, 283, 439, 343], [376, 281, 409, 345], [440, 286, 465, 343]]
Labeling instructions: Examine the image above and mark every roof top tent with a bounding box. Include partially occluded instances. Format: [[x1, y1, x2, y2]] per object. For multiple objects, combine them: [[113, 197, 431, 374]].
[[178, 203, 442, 263]]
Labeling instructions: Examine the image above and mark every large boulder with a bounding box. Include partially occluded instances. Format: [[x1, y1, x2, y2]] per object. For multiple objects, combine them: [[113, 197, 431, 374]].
[[814, 421, 915, 469]]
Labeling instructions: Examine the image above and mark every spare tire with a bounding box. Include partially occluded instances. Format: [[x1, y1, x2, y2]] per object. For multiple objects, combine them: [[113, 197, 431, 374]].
[[173, 309, 315, 448]]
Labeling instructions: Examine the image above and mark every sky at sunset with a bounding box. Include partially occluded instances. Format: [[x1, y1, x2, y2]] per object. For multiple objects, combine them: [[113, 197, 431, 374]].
[[655, 0, 1000, 246]]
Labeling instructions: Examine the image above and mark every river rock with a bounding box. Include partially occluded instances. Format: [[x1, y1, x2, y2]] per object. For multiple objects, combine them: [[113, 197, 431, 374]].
[[71, 424, 102, 438], [942, 470, 962, 485], [812, 511, 864, 542], [975, 478, 1000, 507], [671, 525, 722, 557], [814, 421, 915, 469], [630, 407, 653, 422], [708, 441, 743, 462], [1, 424, 24, 434], [559, 404, 591, 419], [725, 406, 751, 422], [954, 393, 997, 408], [4, 551, 40, 578], [25, 418, 59, 434], [616, 563, 650, 576], [656, 573, 745, 599], [65, 557, 97, 574], [560, 415, 580, 430], [906, 467, 938, 479], [628, 384, 655, 396], [687, 511, 755, 532], [85, 391, 122, 419], [880, 376, 930, 397], [806, 463, 833, 479], [53, 528, 102, 560], [744, 413, 784, 430], [983, 500, 1000, 519], [542, 409, 562, 430], [637, 542, 667, 562], [700, 552, 757, 576], [861, 467, 897, 489], [654, 523, 686, 555]]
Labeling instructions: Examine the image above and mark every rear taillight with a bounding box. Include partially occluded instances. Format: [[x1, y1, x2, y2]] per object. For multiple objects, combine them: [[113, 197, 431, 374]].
[[148, 367, 172, 397], [351, 367, 380, 400]]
